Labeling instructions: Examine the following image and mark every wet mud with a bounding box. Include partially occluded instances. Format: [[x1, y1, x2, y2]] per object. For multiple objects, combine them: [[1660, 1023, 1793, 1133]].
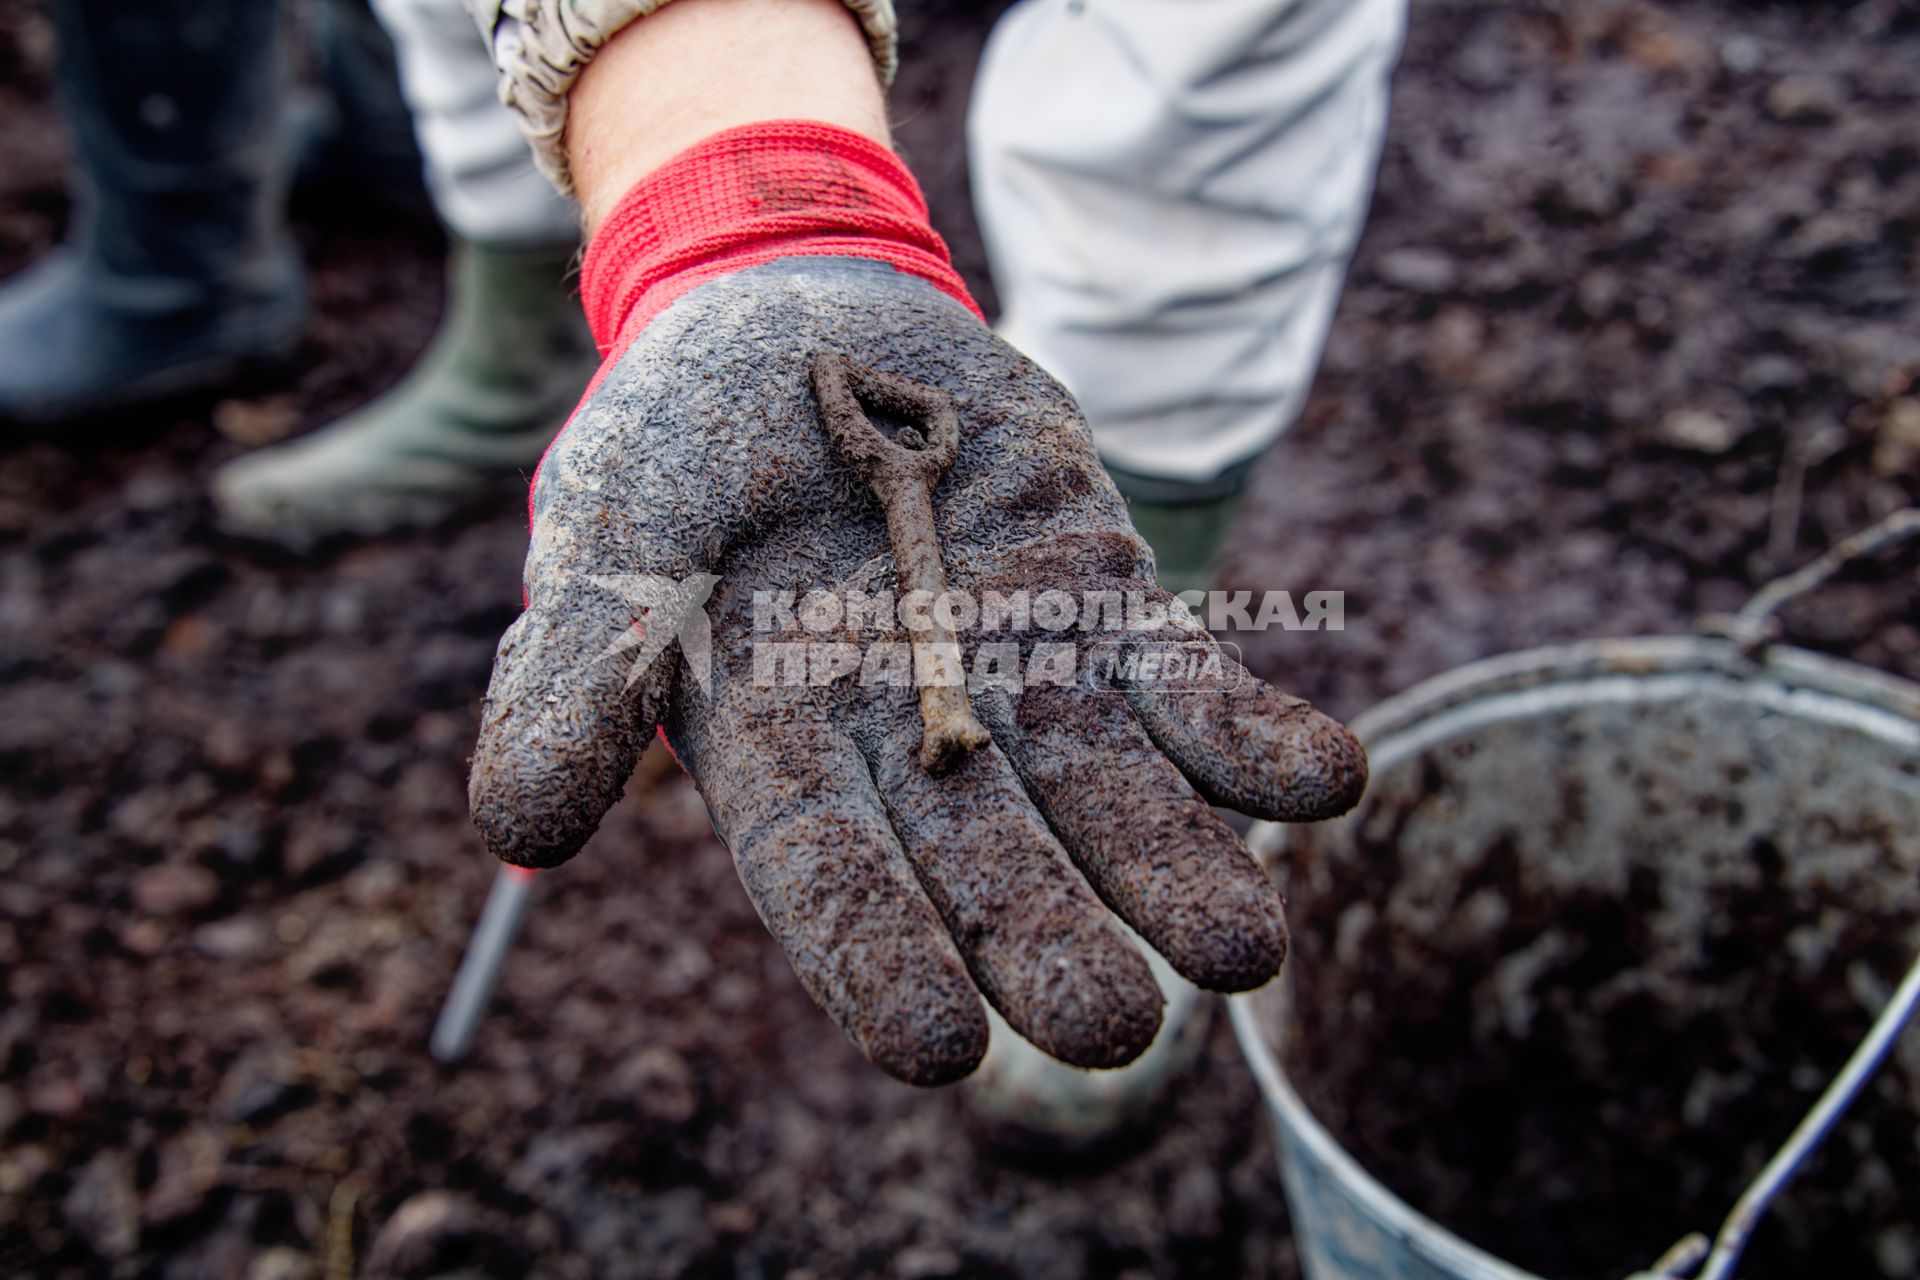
[[2, 0, 1917, 1275]]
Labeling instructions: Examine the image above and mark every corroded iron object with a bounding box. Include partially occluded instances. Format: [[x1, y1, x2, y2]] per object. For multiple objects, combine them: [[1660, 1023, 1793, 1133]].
[[812, 351, 992, 774]]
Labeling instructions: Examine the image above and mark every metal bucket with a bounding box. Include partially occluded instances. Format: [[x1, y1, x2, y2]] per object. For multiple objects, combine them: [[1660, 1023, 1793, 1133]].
[[1230, 517, 1920, 1280]]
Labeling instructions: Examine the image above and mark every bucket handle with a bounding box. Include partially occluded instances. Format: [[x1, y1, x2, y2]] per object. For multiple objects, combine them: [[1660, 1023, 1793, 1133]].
[[1633, 951, 1920, 1280], [1635, 506, 1920, 1274], [1636, 507, 1920, 1279], [1698, 506, 1920, 655]]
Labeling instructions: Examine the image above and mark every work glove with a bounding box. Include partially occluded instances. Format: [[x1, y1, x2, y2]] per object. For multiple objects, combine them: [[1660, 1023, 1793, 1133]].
[[467, 123, 1366, 1085]]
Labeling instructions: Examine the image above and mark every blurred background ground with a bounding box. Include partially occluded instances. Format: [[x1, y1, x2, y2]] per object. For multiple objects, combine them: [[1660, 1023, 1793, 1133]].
[[0, 0, 1916, 1276]]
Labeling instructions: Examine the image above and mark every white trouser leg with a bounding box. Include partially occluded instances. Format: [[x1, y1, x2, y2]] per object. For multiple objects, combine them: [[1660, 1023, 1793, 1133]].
[[369, 0, 579, 246], [969, 0, 1406, 485]]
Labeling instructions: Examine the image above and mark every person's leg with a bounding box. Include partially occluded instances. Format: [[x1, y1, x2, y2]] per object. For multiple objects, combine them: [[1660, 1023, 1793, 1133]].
[[971, 0, 1405, 511], [215, 0, 594, 547], [363, 0, 580, 249], [963, 0, 1406, 1149], [293, 0, 428, 201], [0, 0, 305, 423]]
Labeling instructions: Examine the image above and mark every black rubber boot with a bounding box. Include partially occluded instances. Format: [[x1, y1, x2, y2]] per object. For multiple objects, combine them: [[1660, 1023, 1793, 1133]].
[[215, 240, 596, 549], [0, 0, 307, 424], [291, 0, 429, 209]]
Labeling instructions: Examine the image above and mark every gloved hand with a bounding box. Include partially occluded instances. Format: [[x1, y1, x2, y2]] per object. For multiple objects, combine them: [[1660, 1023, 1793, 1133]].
[[467, 123, 1366, 1085]]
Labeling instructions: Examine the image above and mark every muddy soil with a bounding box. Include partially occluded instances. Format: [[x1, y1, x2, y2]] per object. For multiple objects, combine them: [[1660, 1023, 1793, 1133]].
[[1, 0, 1916, 1277]]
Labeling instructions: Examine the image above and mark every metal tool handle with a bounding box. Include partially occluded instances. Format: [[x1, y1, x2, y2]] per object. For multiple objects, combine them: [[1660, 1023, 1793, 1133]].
[[430, 865, 537, 1063]]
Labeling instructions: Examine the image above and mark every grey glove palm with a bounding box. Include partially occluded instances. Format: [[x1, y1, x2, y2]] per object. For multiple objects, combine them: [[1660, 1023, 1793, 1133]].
[[468, 257, 1365, 1084]]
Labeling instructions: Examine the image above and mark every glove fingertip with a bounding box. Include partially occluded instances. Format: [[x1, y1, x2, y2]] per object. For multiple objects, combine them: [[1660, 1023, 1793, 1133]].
[[467, 673, 657, 871], [468, 716, 631, 867], [1023, 935, 1166, 1069], [1172, 891, 1290, 993], [1242, 707, 1369, 824], [863, 986, 991, 1087], [1128, 677, 1369, 824]]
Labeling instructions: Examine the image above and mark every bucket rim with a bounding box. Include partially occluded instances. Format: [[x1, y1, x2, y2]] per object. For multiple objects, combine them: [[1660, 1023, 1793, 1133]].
[[1341, 633, 1920, 748], [1230, 631, 1920, 1280]]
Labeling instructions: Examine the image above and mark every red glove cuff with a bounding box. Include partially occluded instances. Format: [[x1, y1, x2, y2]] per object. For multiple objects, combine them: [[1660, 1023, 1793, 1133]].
[[579, 120, 983, 353]]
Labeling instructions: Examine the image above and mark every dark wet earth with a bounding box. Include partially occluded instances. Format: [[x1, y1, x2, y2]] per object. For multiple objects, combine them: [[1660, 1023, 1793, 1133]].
[[3, 0, 1917, 1276]]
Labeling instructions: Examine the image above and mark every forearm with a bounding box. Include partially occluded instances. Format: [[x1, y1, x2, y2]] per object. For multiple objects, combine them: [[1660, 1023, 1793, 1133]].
[[568, 0, 889, 231], [465, 0, 896, 209]]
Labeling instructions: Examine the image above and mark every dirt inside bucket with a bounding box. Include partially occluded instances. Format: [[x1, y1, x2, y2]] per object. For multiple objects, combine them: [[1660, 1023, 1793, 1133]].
[[1272, 684, 1920, 1280]]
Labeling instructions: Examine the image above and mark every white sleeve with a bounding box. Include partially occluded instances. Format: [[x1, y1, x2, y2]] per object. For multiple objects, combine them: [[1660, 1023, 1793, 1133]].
[[373, 0, 580, 245], [463, 0, 898, 194], [969, 0, 1407, 486]]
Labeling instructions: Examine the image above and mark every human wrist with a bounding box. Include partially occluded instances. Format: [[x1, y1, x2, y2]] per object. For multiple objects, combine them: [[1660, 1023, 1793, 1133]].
[[470, 0, 897, 197], [577, 120, 981, 353], [562, 0, 892, 227]]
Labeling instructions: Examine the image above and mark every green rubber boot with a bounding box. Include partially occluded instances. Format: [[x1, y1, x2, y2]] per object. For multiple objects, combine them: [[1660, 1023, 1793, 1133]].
[[1110, 459, 1253, 600], [214, 240, 595, 548], [963, 457, 1255, 1158]]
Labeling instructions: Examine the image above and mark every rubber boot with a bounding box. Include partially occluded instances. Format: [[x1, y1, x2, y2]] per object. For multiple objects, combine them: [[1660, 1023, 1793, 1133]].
[[213, 240, 596, 548], [0, 0, 306, 423], [290, 0, 429, 211], [963, 458, 1255, 1158], [1107, 459, 1255, 602]]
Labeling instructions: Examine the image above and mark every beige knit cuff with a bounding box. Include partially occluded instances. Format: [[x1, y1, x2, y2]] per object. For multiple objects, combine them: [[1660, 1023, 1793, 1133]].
[[467, 0, 900, 196]]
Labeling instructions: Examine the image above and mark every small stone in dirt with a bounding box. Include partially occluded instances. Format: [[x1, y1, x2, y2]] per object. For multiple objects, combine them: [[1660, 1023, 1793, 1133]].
[[108, 786, 180, 846], [119, 918, 170, 956], [1871, 399, 1920, 478], [282, 821, 359, 881], [0, 1143, 54, 1194], [219, 1054, 315, 1126], [1166, 1163, 1223, 1241], [344, 859, 407, 907], [1575, 271, 1621, 321], [288, 923, 370, 984], [1877, 1227, 1919, 1279], [1739, 353, 1804, 394], [610, 1046, 701, 1128], [131, 862, 220, 916], [366, 1191, 487, 1277], [143, 1126, 228, 1227], [892, 1243, 963, 1280], [247, 1246, 318, 1280], [655, 937, 714, 999], [201, 719, 257, 774], [1455, 27, 1511, 91], [63, 1150, 140, 1260], [212, 397, 302, 447], [27, 1076, 87, 1119], [1653, 407, 1741, 454], [1719, 35, 1764, 76], [86, 659, 142, 697], [510, 1126, 622, 1195], [1537, 170, 1624, 222], [192, 914, 272, 960], [707, 1200, 757, 1235], [1377, 247, 1458, 294], [1764, 74, 1842, 124]]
